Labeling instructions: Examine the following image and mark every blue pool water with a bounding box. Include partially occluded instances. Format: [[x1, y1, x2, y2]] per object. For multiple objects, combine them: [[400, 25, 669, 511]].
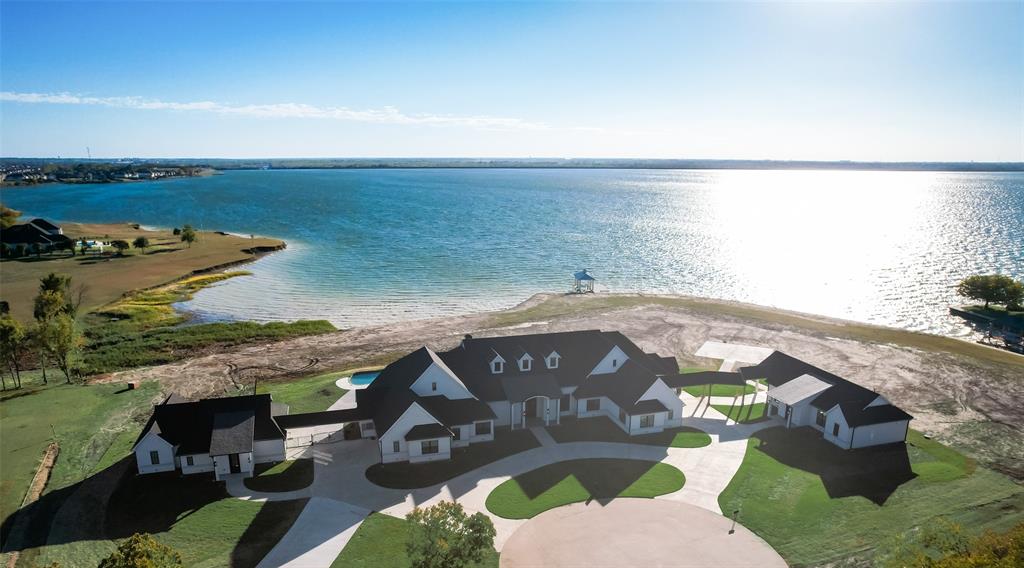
[[2, 168, 1022, 336], [351, 371, 382, 386]]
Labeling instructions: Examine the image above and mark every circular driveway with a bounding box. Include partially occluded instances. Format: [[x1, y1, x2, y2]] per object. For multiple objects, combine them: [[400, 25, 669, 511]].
[[500, 499, 786, 568]]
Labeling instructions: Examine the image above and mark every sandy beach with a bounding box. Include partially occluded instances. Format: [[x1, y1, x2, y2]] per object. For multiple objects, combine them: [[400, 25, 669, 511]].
[[101, 292, 1024, 478]]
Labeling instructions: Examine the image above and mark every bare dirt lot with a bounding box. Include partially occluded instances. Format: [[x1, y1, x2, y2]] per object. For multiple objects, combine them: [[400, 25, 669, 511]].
[[98, 293, 1024, 477]]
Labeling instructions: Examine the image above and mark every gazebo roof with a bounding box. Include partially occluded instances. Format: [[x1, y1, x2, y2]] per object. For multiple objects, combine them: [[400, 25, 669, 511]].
[[574, 270, 595, 281]]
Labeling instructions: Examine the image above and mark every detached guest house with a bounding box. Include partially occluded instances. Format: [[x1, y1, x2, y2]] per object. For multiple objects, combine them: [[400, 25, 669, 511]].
[[133, 393, 286, 480]]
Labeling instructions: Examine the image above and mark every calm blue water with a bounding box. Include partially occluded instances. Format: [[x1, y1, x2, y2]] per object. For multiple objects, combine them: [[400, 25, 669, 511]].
[[2, 168, 1022, 336], [351, 371, 382, 385]]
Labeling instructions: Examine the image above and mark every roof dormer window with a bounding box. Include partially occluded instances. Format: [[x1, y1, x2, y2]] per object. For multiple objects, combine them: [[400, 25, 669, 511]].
[[518, 354, 533, 372], [491, 356, 504, 374], [546, 352, 560, 369]]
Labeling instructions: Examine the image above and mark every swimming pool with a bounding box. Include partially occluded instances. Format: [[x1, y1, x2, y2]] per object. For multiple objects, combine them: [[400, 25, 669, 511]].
[[351, 370, 382, 386]]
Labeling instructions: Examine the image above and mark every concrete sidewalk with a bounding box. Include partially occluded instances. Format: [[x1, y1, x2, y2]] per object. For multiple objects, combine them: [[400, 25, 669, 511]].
[[256, 497, 370, 568]]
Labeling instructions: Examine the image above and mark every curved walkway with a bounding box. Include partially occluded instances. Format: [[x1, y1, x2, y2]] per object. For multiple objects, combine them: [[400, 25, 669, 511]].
[[501, 499, 787, 568], [229, 399, 780, 556]]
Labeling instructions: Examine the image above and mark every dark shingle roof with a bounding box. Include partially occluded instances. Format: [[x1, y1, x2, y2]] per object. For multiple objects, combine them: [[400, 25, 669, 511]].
[[29, 218, 60, 231], [662, 371, 746, 389], [0, 224, 64, 246], [134, 394, 283, 455], [209, 410, 255, 455], [416, 395, 495, 426], [572, 360, 661, 412], [405, 423, 453, 441], [632, 399, 668, 414], [840, 401, 914, 427], [499, 374, 563, 402]]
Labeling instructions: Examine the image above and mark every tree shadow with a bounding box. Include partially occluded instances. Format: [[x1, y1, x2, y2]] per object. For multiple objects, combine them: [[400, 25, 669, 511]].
[[753, 427, 916, 505], [231, 498, 308, 568]]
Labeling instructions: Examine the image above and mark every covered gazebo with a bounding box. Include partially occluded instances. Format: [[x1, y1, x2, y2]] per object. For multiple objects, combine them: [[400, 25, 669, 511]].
[[572, 269, 596, 294]]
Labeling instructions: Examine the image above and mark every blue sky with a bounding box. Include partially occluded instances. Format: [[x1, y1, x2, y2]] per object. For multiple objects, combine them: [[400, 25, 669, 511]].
[[1, 1, 1021, 161]]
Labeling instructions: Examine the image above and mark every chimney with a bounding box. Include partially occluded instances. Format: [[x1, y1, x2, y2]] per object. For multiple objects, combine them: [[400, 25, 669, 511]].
[[461, 334, 473, 349]]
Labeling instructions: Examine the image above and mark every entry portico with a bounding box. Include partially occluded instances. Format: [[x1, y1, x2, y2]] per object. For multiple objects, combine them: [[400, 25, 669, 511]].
[[501, 374, 563, 428]]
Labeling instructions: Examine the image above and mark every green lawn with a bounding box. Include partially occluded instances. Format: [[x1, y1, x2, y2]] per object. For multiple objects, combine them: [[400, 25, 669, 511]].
[[711, 402, 766, 423], [683, 383, 756, 397], [485, 459, 685, 519], [548, 416, 710, 448], [366, 427, 541, 489], [331, 512, 499, 568], [0, 380, 160, 535], [257, 371, 348, 414], [718, 427, 1024, 566], [244, 459, 314, 492]]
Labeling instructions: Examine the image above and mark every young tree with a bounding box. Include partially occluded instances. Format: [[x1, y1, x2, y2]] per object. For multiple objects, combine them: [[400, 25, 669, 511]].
[[957, 274, 1024, 309], [0, 315, 28, 389], [133, 236, 150, 253], [111, 240, 130, 256], [79, 238, 91, 255], [43, 313, 80, 383], [172, 227, 181, 236], [98, 533, 183, 568], [33, 273, 75, 384], [406, 501, 496, 568], [179, 225, 197, 248], [0, 204, 21, 229]]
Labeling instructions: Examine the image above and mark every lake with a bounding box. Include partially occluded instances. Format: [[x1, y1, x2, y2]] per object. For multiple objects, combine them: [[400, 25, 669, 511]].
[[3, 168, 1022, 337]]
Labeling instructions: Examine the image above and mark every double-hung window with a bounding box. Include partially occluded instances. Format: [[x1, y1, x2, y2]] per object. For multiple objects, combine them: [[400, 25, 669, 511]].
[[640, 415, 655, 428], [586, 399, 600, 412], [475, 421, 491, 436], [149, 451, 160, 465], [421, 440, 439, 454]]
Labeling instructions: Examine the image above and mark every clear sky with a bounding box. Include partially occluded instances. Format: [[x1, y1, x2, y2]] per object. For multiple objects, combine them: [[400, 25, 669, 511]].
[[1, 1, 1021, 161]]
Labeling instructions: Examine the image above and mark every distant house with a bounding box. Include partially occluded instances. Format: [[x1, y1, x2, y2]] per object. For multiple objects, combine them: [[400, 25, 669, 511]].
[[0, 218, 71, 251], [740, 351, 913, 449], [133, 393, 287, 480], [274, 330, 682, 464]]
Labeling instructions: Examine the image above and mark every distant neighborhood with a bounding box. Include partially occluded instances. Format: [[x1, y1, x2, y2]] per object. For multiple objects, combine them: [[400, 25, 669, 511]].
[[0, 161, 209, 186]]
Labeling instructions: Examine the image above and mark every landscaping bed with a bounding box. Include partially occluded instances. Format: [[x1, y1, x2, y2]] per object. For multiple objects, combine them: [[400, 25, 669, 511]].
[[331, 512, 498, 568], [547, 415, 711, 447], [485, 458, 685, 519], [365, 427, 541, 489], [244, 459, 314, 492], [683, 383, 755, 397], [711, 402, 766, 423], [718, 427, 1024, 566]]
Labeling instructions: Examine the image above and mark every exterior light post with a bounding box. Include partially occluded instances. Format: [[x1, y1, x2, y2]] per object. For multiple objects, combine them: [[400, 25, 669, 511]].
[[729, 509, 739, 534]]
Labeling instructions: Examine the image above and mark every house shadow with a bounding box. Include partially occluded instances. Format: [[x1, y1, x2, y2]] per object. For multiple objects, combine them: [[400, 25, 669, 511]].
[[1, 455, 305, 568], [753, 427, 916, 505], [511, 458, 664, 502]]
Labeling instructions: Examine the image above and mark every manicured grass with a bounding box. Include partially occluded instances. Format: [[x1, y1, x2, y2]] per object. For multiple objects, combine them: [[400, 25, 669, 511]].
[[256, 371, 347, 414], [365, 427, 541, 489], [485, 458, 685, 519], [711, 402, 766, 423], [244, 459, 314, 492], [718, 427, 1024, 566], [0, 380, 160, 536], [683, 383, 756, 397], [331, 512, 499, 568], [548, 415, 710, 448]]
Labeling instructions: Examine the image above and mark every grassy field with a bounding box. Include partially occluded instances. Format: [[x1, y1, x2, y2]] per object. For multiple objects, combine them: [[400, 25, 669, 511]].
[[711, 402, 766, 423], [256, 371, 348, 414], [0, 222, 284, 323], [683, 383, 755, 397], [548, 415, 710, 447], [78, 273, 335, 375], [718, 427, 1024, 566], [485, 459, 685, 519], [331, 512, 499, 568], [244, 459, 314, 492], [0, 380, 160, 537]]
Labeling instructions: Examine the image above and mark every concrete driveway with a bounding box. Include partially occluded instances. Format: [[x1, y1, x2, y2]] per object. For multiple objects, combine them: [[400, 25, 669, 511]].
[[500, 499, 787, 568], [256, 497, 369, 568]]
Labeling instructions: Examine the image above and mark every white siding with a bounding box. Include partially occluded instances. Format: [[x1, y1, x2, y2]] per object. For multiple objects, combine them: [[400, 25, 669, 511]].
[[285, 423, 346, 445], [179, 453, 215, 474], [822, 406, 853, 448], [851, 420, 910, 448], [134, 432, 176, 475], [637, 379, 684, 428], [410, 362, 473, 399], [379, 403, 443, 463], [866, 395, 891, 408], [628, 412, 668, 434], [360, 420, 377, 439], [408, 437, 451, 463], [576, 396, 629, 433], [786, 399, 817, 428], [589, 346, 629, 375], [560, 387, 575, 415], [253, 439, 286, 463], [488, 401, 512, 427], [212, 451, 254, 480]]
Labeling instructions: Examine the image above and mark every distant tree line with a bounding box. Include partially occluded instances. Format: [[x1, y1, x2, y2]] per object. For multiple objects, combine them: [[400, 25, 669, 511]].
[[957, 274, 1024, 311]]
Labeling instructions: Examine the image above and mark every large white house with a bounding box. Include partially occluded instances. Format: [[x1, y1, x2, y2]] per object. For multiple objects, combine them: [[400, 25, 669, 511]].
[[740, 351, 913, 449], [132, 393, 286, 480], [275, 330, 683, 464]]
